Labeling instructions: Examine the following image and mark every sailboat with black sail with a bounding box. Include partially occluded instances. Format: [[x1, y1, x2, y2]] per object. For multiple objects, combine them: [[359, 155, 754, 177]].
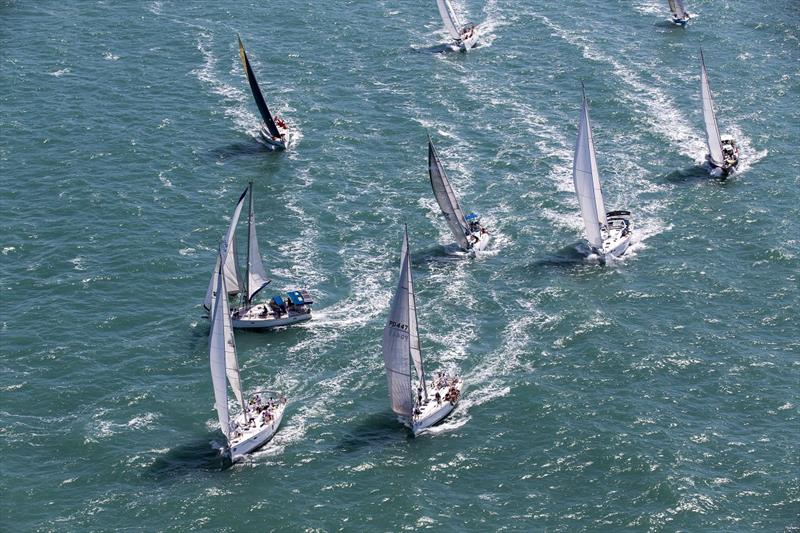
[[668, 0, 690, 25], [571, 86, 633, 262], [435, 0, 479, 51], [700, 50, 739, 178], [203, 183, 313, 329], [208, 242, 286, 462], [428, 137, 489, 254], [237, 35, 289, 150], [381, 226, 463, 435]]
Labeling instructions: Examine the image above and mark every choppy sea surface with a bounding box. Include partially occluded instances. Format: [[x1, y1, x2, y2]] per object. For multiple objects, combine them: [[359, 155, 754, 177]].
[[1, 1, 798, 530]]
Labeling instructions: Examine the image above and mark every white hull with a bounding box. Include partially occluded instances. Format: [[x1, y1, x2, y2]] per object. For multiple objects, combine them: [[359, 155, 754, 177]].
[[229, 400, 285, 461], [259, 125, 288, 150], [705, 153, 738, 178], [458, 29, 479, 51], [594, 212, 633, 262], [231, 303, 312, 329], [410, 377, 463, 435], [449, 231, 490, 255]]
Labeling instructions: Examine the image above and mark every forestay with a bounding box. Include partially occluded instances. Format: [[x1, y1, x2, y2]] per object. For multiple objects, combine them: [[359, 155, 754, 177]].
[[668, 0, 687, 19], [238, 35, 281, 139], [573, 90, 606, 250], [245, 183, 270, 304], [700, 51, 724, 167], [204, 187, 247, 310], [428, 139, 470, 250], [436, 0, 462, 40], [382, 228, 424, 417]]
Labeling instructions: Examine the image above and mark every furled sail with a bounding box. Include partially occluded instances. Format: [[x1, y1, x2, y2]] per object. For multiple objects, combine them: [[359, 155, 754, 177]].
[[428, 138, 470, 250], [237, 35, 281, 139], [668, 0, 687, 19], [573, 89, 606, 250], [245, 183, 270, 304], [381, 228, 418, 417], [204, 187, 247, 310], [700, 51, 724, 167], [436, 0, 462, 40]]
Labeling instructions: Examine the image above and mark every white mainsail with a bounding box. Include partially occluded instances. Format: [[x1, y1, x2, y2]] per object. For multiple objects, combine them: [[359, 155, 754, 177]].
[[382, 228, 424, 416], [573, 89, 606, 250], [668, 0, 687, 19], [245, 183, 270, 304], [436, 0, 463, 40], [203, 188, 248, 310], [209, 244, 245, 438], [428, 139, 470, 250], [700, 51, 724, 167]]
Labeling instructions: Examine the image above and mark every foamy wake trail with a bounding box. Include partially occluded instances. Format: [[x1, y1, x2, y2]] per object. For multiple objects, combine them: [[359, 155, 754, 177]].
[[535, 14, 706, 162]]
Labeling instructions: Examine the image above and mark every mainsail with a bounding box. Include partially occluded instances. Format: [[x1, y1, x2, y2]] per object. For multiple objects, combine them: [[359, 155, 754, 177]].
[[436, 0, 463, 40], [204, 187, 247, 310], [245, 183, 271, 304], [668, 0, 687, 19], [700, 50, 724, 167], [237, 35, 281, 139], [428, 138, 470, 250], [382, 228, 425, 416], [209, 244, 245, 438], [573, 88, 606, 251]]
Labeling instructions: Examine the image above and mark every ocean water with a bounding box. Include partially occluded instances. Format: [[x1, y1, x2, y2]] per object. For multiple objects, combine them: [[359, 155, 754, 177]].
[[1, 0, 798, 530]]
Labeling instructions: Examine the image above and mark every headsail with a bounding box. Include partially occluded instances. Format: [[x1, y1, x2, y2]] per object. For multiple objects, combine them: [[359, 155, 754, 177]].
[[209, 244, 246, 438], [237, 35, 281, 139], [700, 50, 724, 167], [245, 183, 271, 304], [668, 0, 687, 19], [428, 138, 470, 250], [404, 227, 426, 399], [204, 187, 248, 310], [436, 0, 463, 40], [573, 88, 606, 250], [381, 228, 419, 416]]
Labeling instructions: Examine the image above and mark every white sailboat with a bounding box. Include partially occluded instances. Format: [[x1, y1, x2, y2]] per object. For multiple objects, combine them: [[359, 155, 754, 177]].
[[238, 35, 289, 150], [382, 226, 463, 436], [668, 0, 690, 25], [209, 242, 286, 461], [700, 50, 739, 178], [203, 183, 313, 329], [572, 86, 633, 261], [428, 137, 490, 254], [435, 0, 479, 51]]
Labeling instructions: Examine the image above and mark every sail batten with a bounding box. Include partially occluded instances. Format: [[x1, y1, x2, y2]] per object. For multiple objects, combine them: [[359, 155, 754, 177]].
[[436, 0, 463, 40], [238, 36, 281, 139], [428, 139, 470, 249], [700, 51, 724, 167], [573, 92, 606, 250]]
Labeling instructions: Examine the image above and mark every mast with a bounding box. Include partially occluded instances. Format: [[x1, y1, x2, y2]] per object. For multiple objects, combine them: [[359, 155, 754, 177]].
[[428, 137, 471, 250], [244, 182, 252, 306], [245, 183, 271, 305], [237, 35, 281, 139], [700, 50, 724, 167]]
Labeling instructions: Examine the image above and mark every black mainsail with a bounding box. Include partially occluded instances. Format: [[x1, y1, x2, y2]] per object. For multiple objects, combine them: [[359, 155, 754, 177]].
[[237, 35, 281, 139]]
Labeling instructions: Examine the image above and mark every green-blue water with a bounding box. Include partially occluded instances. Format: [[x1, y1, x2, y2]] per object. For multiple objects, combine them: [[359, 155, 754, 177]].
[[1, 1, 798, 530]]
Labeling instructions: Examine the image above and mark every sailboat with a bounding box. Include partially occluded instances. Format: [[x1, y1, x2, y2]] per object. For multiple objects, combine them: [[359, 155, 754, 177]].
[[700, 50, 739, 178], [203, 183, 313, 329], [428, 137, 489, 253], [381, 226, 463, 435], [435, 0, 479, 51], [209, 242, 286, 462], [572, 86, 633, 261], [668, 0, 690, 25], [237, 35, 289, 150]]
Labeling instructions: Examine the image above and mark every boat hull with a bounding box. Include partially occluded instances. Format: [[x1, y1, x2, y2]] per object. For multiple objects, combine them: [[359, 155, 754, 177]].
[[258, 125, 288, 150], [229, 402, 285, 461], [411, 378, 463, 435], [458, 27, 479, 51], [706, 154, 739, 179], [231, 303, 312, 329], [597, 211, 633, 261], [449, 231, 490, 255]]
